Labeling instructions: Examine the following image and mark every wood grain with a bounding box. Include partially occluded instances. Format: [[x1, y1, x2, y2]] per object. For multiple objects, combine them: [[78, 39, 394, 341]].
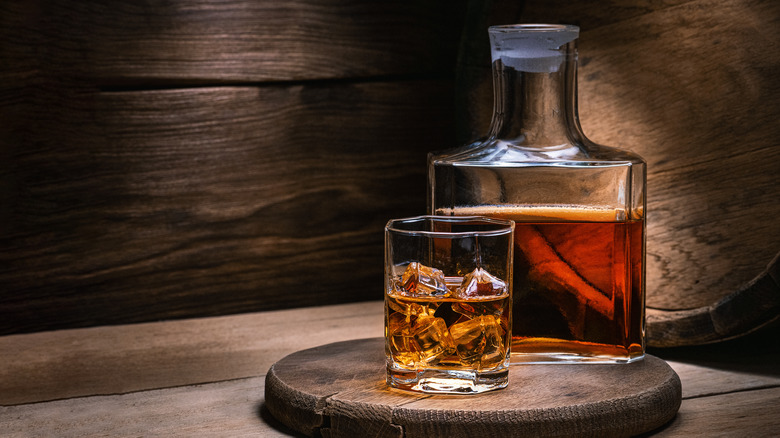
[[0, 378, 280, 438], [651, 387, 780, 437], [1, 377, 778, 438], [668, 360, 780, 399], [3, 300, 779, 406], [0, 80, 455, 334], [647, 254, 780, 347], [0, 301, 384, 406], [0, 0, 467, 85], [0, 0, 468, 334], [575, 0, 780, 311], [0, 302, 778, 436], [5, 300, 780, 407], [458, 0, 780, 345]]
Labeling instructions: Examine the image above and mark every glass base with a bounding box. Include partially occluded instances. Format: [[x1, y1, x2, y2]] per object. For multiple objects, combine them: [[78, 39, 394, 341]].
[[510, 338, 645, 364], [386, 365, 508, 394], [510, 352, 645, 364]]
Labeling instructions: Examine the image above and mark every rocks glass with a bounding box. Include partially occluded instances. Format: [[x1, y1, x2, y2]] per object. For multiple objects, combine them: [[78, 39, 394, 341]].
[[384, 215, 514, 394]]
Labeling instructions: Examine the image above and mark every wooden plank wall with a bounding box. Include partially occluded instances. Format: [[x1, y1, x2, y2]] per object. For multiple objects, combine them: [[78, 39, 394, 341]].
[[3, 0, 778, 342], [0, 1, 471, 334]]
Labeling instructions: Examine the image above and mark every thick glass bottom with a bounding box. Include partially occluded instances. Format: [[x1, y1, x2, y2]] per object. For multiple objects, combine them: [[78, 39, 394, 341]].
[[511, 337, 645, 364], [386, 365, 508, 394]]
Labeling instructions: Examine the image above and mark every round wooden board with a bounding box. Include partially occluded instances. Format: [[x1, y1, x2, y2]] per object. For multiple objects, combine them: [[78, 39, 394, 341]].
[[265, 338, 681, 438]]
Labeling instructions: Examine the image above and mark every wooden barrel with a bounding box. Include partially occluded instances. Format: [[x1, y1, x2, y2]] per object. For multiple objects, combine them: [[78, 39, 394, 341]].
[[0, 1, 468, 334], [457, 0, 780, 347]]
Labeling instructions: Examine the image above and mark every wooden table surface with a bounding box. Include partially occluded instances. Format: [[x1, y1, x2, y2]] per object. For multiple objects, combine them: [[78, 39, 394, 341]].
[[1, 301, 779, 437]]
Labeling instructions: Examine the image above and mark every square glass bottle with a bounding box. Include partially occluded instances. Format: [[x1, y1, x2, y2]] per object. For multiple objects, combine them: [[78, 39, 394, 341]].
[[429, 24, 646, 363]]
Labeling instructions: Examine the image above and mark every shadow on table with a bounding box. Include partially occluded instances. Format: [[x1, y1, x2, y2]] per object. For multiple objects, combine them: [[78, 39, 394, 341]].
[[258, 402, 308, 438], [648, 319, 780, 378]]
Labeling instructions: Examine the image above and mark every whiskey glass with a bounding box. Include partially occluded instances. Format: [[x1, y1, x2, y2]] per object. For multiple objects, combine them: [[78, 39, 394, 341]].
[[384, 215, 514, 394]]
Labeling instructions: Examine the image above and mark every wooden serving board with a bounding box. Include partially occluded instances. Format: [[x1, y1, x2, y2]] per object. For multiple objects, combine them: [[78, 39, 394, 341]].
[[265, 338, 682, 437]]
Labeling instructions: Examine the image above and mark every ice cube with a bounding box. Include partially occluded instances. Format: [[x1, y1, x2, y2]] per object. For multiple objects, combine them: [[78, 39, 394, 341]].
[[386, 292, 439, 318], [455, 267, 507, 298], [387, 312, 422, 367], [387, 312, 455, 368], [399, 262, 449, 297], [449, 315, 507, 369], [410, 314, 456, 365]]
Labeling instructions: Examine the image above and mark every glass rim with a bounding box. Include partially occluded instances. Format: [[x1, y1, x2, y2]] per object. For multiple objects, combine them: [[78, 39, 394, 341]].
[[385, 215, 514, 237], [488, 23, 579, 34]]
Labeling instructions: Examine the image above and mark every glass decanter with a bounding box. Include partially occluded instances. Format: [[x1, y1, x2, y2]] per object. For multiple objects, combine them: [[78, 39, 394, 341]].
[[429, 24, 646, 363]]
